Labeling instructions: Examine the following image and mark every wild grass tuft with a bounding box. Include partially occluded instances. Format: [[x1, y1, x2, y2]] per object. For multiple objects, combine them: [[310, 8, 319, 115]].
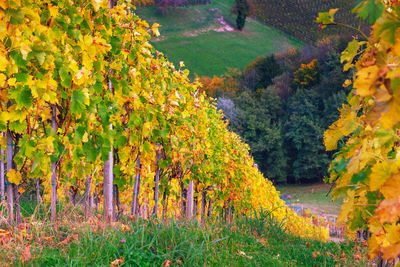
[[0, 202, 369, 266]]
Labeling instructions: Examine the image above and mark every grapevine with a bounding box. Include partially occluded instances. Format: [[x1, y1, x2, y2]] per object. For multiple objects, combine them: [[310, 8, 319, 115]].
[[319, 0, 400, 260], [0, 0, 328, 241]]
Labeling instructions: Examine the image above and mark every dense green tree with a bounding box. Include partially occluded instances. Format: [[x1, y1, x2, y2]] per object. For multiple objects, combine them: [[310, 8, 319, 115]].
[[228, 88, 287, 183], [322, 91, 347, 126], [213, 41, 352, 184], [283, 89, 330, 183], [233, 0, 250, 30], [243, 55, 282, 91], [282, 52, 351, 183]]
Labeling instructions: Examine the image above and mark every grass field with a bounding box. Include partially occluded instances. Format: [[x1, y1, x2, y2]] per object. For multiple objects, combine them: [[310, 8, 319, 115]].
[[135, 0, 303, 77], [277, 183, 342, 216], [0, 203, 368, 266]]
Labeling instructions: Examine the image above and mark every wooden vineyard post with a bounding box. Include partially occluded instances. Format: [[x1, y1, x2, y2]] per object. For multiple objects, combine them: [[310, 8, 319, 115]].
[[50, 104, 57, 222], [153, 147, 161, 217], [94, 186, 99, 212], [193, 195, 198, 219], [6, 130, 14, 224], [201, 190, 207, 223], [84, 175, 92, 218], [180, 184, 187, 217], [14, 185, 22, 224], [132, 156, 141, 216], [207, 197, 212, 218], [103, 0, 115, 223], [36, 179, 41, 204], [103, 114, 114, 222], [114, 184, 122, 219], [187, 180, 194, 219], [0, 132, 4, 201], [227, 204, 232, 224], [13, 137, 21, 224], [162, 174, 170, 221]]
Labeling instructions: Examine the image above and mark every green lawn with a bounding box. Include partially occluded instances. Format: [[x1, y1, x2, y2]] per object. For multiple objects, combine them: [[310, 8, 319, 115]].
[[277, 183, 342, 216], [135, 0, 303, 77], [1, 205, 368, 266]]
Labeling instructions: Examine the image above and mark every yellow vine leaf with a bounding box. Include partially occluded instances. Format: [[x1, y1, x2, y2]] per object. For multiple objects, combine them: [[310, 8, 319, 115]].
[[151, 23, 160, 37], [374, 197, 400, 224], [48, 4, 59, 17], [19, 42, 31, 60], [370, 161, 391, 191], [91, 0, 105, 12], [343, 79, 352, 87], [374, 86, 392, 103], [0, 54, 8, 71], [394, 37, 400, 57], [0, 73, 6, 87], [324, 106, 359, 151], [8, 78, 16, 87], [381, 174, 400, 199], [337, 191, 354, 224], [381, 224, 400, 259], [7, 169, 22, 185], [367, 235, 381, 259], [142, 122, 152, 137], [353, 65, 379, 96], [18, 187, 25, 194], [0, 0, 7, 9], [381, 96, 400, 129], [82, 132, 89, 143]]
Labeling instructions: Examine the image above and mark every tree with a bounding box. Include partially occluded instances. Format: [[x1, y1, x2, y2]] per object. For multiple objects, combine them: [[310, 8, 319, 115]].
[[293, 59, 320, 88], [232, 0, 251, 30], [230, 88, 287, 183], [243, 55, 282, 91], [283, 89, 330, 183]]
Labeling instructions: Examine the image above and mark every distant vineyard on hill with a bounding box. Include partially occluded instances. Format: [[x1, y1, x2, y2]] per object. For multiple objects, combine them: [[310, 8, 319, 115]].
[[252, 0, 370, 43]]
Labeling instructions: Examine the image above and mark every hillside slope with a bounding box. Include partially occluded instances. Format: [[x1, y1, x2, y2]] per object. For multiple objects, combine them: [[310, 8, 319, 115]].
[[252, 0, 369, 43], [135, 0, 303, 77]]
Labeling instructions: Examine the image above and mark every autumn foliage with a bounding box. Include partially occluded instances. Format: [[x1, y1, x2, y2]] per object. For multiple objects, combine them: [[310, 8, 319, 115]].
[[319, 0, 400, 261], [293, 59, 320, 88], [0, 0, 328, 244]]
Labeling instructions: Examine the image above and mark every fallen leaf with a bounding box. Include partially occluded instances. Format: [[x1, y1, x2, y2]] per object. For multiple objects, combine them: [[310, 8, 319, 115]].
[[0, 229, 12, 245], [0, 229, 11, 237], [163, 259, 172, 267], [42, 235, 55, 245], [18, 187, 25, 194], [57, 234, 78, 247], [20, 246, 32, 263], [326, 252, 335, 258], [238, 250, 253, 259], [353, 253, 361, 261], [110, 256, 124, 266], [312, 251, 321, 258], [258, 237, 269, 247]]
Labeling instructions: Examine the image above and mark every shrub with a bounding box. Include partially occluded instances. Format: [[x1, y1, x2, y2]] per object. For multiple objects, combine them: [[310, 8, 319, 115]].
[[293, 59, 320, 88], [243, 55, 282, 90]]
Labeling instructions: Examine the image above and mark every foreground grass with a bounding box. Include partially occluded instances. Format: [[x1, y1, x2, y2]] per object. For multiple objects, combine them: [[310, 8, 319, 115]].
[[0, 203, 368, 266], [277, 183, 342, 216], [135, 0, 302, 77]]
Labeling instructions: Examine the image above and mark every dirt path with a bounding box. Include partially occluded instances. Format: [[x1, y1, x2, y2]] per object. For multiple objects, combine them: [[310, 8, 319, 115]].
[[183, 15, 234, 37], [291, 204, 345, 242], [292, 203, 338, 218]]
